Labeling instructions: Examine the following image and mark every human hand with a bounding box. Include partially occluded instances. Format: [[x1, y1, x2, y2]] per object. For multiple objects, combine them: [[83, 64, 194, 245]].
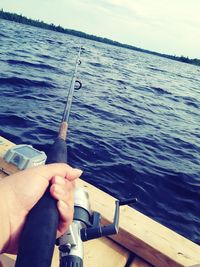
[[0, 163, 82, 254]]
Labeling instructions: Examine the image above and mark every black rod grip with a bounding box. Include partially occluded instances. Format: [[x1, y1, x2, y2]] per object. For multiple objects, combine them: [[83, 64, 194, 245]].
[[15, 138, 67, 267], [60, 255, 83, 267]]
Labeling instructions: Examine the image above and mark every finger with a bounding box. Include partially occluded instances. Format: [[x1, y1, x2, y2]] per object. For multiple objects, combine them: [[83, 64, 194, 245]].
[[19, 163, 82, 183], [38, 163, 83, 181], [57, 200, 74, 235], [50, 180, 74, 203], [65, 168, 83, 181], [51, 175, 66, 185]]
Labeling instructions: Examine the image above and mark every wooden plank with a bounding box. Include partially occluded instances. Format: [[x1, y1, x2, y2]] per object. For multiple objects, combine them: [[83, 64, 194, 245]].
[[0, 137, 14, 157], [0, 136, 18, 179], [83, 237, 129, 267], [130, 256, 153, 267], [0, 158, 19, 176], [52, 238, 129, 267], [0, 238, 129, 267], [1, 136, 200, 267], [0, 254, 15, 267], [0, 171, 7, 180]]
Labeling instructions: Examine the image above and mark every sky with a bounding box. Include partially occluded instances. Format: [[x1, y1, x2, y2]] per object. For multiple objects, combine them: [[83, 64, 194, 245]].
[[1, 0, 200, 58]]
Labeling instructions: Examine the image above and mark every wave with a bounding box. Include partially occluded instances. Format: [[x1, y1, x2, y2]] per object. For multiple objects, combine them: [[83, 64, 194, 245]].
[[89, 62, 104, 68], [36, 53, 56, 60], [147, 66, 168, 74], [0, 32, 8, 38], [184, 101, 199, 109], [149, 86, 172, 95], [0, 114, 28, 127], [6, 59, 58, 71], [0, 76, 56, 88]]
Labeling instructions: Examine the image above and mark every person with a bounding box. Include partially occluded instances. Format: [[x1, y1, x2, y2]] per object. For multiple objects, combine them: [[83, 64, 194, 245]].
[[0, 163, 82, 254]]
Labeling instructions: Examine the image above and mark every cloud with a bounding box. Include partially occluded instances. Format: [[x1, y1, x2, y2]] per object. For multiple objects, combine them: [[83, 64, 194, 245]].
[[82, 0, 200, 57]]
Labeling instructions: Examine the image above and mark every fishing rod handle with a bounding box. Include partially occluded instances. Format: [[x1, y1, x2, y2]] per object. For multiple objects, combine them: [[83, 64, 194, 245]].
[[15, 138, 67, 267]]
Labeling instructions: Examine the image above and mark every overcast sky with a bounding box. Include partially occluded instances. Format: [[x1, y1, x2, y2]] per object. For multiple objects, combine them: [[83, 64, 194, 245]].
[[1, 0, 200, 58]]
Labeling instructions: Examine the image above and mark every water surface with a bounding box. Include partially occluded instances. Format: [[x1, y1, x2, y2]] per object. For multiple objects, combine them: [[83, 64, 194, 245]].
[[0, 19, 199, 244]]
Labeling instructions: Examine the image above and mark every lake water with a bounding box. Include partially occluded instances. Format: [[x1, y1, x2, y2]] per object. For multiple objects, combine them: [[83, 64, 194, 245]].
[[0, 19, 199, 244]]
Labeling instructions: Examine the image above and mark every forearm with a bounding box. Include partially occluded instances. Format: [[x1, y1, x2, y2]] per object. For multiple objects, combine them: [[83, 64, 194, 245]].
[[0, 181, 10, 253]]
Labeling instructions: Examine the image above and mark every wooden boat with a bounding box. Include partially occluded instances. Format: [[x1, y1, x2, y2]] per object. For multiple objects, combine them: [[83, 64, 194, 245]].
[[0, 135, 199, 267]]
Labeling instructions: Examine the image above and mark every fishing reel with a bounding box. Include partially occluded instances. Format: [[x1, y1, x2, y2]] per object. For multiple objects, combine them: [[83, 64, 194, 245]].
[[57, 188, 137, 267]]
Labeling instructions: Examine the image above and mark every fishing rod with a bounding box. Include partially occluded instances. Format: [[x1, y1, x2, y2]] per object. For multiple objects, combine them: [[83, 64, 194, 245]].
[[15, 47, 83, 267], [14, 46, 137, 267], [58, 47, 82, 140]]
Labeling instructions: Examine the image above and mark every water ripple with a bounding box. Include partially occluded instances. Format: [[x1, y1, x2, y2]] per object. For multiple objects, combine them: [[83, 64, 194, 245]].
[[6, 59, 58, 71], [0, 76, 56, 88]]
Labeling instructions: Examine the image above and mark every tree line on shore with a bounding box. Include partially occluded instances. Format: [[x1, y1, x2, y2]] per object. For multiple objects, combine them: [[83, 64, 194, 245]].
[[0, 9, 199, 67]]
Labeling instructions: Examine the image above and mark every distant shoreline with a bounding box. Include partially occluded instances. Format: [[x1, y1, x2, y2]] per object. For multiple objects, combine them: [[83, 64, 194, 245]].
[[0, 9, 200, 67]]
